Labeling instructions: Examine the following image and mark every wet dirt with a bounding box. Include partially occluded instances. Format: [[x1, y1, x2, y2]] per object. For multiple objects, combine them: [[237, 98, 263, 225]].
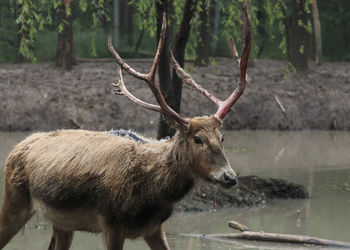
[[1, 58, 350, 132]]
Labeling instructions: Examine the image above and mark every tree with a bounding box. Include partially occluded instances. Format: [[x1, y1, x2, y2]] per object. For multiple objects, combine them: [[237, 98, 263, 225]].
[[0, 1, 21, 61], [311, 0, 322, 65], [113, 0, 120, 48], [14, 0, 109, 68], [284, 0, 312, 72], [195, 0, 211, 66], [56, 0, 76, 69], [212, 1, 221, 52], [155, 0, 173, 138], [155, 0, 198, 139]]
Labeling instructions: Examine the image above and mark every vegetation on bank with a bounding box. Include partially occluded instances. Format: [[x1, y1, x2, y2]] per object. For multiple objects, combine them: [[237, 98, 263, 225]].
[[1, 0, 350, 65]]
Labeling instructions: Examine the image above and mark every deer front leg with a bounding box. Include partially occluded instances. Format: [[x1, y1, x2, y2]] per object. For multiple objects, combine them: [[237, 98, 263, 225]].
[[47, 226, 73, 250], [144, 225, 170, 250], [103, 226, 125, 250]]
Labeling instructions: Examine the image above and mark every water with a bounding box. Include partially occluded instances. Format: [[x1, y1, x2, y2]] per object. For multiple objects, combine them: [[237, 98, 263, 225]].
[[0, 131, 349, 249]]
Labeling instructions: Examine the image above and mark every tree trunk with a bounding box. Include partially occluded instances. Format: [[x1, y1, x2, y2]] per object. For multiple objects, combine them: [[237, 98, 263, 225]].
[[212, 2, 220, 52], [195, 0, 211, 66], [287, 0, 311, 72], [311, 0, 322, 65], [113, 0, 120, 48], [172, 0, 198, 113], [156, 0, 198, 139], [134, 25, 144, 54], [155, 0, 175, 139], [119, 0, 125, 42], [99, 1, 110, 32], [127, 4, 134, 46], [56, 0, 76, 70]]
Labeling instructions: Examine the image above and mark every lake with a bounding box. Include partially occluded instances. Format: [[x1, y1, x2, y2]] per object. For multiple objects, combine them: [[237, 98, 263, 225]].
[[0, 131, 349, 249]]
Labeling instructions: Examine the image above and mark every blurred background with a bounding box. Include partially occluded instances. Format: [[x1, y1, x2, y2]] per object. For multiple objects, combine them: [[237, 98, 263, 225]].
[[1, 0, 349, 66]]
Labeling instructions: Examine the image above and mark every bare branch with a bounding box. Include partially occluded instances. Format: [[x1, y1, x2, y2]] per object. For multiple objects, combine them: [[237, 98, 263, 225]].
[[184, 232, 350, 248], [273, 95, 286, 114], [228, 220, 250, 232]]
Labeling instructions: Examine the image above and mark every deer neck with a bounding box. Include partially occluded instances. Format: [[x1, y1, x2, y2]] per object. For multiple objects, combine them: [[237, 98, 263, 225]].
[[146, 132, 194, 202]]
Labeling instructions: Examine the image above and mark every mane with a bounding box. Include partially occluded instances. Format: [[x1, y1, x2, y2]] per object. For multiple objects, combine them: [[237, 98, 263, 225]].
[[108, 129, 171, 144], [108, 129, 148, 144]]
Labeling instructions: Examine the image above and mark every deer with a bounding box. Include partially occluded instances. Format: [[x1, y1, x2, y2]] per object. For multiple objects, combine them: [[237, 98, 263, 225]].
[[0, 5, 252, 250]]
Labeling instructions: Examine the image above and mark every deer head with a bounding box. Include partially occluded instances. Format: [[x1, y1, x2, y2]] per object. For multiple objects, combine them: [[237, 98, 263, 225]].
[[108, 6, 252, 188]]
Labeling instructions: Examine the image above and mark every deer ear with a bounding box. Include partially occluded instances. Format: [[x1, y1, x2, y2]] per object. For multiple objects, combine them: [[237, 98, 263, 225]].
[[171, 117, 191, 134]]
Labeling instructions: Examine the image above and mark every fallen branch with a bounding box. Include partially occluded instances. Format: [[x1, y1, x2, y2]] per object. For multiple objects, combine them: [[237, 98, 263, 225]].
[[273, 94, 288, 121], [183, 220, 350, 248], [228, 220, 250, 232], [183, 232, 350, 248]]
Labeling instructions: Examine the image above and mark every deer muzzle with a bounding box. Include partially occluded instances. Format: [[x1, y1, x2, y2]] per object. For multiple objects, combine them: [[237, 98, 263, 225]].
[[210, 167, 238, 188]]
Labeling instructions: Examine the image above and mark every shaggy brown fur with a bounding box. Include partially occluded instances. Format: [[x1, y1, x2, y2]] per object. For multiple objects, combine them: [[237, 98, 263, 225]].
[[0, 115, 237, 250]]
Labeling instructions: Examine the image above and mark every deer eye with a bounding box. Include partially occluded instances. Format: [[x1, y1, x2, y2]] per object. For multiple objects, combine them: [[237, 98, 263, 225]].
[[221, 135, 225, 143], [193, 136, 202, 144]]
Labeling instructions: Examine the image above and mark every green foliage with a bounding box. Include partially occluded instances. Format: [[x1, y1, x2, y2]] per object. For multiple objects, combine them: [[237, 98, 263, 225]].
[[299, 44, 304, 54], [1, 0, 350, 62], [15, 0, 42, 62], [75, 26, 111, 58], [297, 18, 312, 33], [320, 182, 350, 193], [11, 0, 110, 62], [283, 61, 296, 79], [220, 1, 242, 44], [131, 0, 157, 37], [0, 1, 18, 61], [89, 0, 111, 57], [318, 0, 350, 61]]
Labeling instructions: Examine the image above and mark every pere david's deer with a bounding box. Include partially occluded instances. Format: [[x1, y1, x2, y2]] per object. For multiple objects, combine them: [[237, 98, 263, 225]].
[[0, 5, 251, 250]]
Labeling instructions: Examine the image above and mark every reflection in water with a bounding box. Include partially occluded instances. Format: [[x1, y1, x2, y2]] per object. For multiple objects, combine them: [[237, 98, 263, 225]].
[[0, 131, 349, 249]]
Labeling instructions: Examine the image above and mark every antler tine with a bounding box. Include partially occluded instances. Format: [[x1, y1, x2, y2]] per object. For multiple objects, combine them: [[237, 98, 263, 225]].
[[143, 13, 190, 129], [229, 36, 240, 63], [148, 13, 167, 80], [113, 68, 162, 113], [170, 50, 221, 107], [215, 3, 252, 120], [169, 3, 251, 121], [109, 13, 190, 130], [108, 37, 148, 81]]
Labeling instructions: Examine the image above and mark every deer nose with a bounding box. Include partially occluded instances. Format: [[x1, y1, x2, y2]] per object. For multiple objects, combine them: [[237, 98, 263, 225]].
[[223, 172, 237, 186]]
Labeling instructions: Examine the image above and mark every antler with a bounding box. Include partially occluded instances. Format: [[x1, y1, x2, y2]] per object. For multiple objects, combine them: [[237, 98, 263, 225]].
[[171, 3, 252, 121], [108, 13, 190, 131], [112, 68, 162, 113]]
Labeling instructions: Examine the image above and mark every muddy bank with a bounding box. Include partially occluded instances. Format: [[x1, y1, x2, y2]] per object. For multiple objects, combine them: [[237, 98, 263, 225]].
[[1, 59, 350, 132], [176, 176, 309, 212]]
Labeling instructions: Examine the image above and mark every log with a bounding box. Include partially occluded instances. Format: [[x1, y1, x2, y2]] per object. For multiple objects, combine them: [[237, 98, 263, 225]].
[[228, 220, 250, 232], [183, 232, 350, 248]]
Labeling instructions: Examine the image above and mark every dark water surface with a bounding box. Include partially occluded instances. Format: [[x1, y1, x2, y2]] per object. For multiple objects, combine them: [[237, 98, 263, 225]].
[[0, 131, 349, 249]]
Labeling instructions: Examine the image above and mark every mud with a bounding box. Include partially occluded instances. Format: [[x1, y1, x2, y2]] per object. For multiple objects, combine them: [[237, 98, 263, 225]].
[[176, 176, 309, 212], [1, 58, 350, 132]]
